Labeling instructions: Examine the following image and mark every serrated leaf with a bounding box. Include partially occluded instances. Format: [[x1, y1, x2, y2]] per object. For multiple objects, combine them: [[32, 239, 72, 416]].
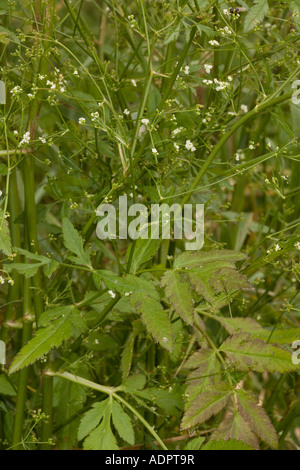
[[39, 305, 75, 326], [93, 271, 159, 299], [111, 400, 135, 445], [219, 333, 300, 373], [62, 218, 90, 267], [244, 0, 269, 33], [9, 315, 73, 374], [236, 390, 278, 449], [215, 316, 300, 345], [202, 439, 254, 450], [173, 250, 249, 302], [184, 349, 221, 406], [78, 400, 109, 441], [181, 383, 231, 429], [161, 270, 194, 324], [0, 209, 12, 256], [211, 412, 259, 450], [127, 239, 160, 273], [130, 294, 173, 351], [83, 402, 118, 450], [174, 250, 247, 269]]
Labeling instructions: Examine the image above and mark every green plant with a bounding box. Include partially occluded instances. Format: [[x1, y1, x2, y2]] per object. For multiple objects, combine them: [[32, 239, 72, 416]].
[[0, 0, 300, 451]]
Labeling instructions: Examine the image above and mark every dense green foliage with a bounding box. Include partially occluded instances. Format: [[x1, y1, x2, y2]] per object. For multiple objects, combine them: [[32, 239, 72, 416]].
[[0, 0, 300, 450]]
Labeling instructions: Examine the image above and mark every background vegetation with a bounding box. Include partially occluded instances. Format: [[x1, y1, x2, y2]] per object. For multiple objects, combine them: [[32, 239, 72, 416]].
[[0, 0, 300, 450]]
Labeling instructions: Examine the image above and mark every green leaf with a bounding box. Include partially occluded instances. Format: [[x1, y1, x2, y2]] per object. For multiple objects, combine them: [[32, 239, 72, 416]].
[[0, 209, 12, 256], [130, 294, 173, 351], [161, 270, 194, 324], [219, 333, 300, 373], [0, 374, 17, 396], [82, 401, 118, 450], [127, 239, 160, 273], [112, 400, 135, 445], [181, 383, 231, 429], [184, 349, 221, 406], [9, 314, 73, 374], [236, 390, 278, 449], [39, 305, 75, 326], [94, 271, 159, 299], [215, 316, 300, 345], [202, 439, 254, 450], [174, 250, 247, 269], [173, 250, 249, 302], [184, 437, 206, 450], [78, 400, 109, 441], [244, 0, 269, 33], [211, 412, 259, 450], [62, 218, 90, 267]]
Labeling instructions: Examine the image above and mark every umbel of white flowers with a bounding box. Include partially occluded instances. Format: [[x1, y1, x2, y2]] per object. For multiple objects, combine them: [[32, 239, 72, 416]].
[[96, 196, 204, 251]]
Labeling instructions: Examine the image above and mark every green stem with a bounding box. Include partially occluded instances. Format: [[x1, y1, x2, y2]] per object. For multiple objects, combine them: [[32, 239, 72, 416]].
[[45, 370, 168, 450]]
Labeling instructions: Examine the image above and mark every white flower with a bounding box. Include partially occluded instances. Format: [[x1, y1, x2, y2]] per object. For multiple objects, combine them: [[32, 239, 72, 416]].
[[124, 108, 130, 115], [131, 79, 137, 87], [108, 290, 116, 298], [274, 244, 281, 252], [174, 143, 180, 152], [73, 70, 79, 76], [185, 140, 196, 152], [228, 75, 233, 82], [152, 148, 158, 155], [39, 136, 47, 144], [18, 131, 30, 147], [204, 64, 213, 74], [79, 117, 86, 125], [184, 65, 190, 75], [223, 9, 230, 16], [203, 79, 213, 85], [172, 127, 183, 137], [294, 242, 300, 250], [11, 86, 22, 96], [0, 190, 2, 197], [0, 276, 4, 284], [38, 74, 45, 80], [60, 87, 66, 93], [141, 118, 150, 125], [240, 104, 248, 113], [249, 144, 255, 150], [209, 40, 220, 46], [46, 80, 56, 90], [8, 279, 14, 285], [91, 112, 99, 122]]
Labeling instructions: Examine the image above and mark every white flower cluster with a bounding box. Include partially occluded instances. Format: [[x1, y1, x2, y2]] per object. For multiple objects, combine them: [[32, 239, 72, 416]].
[[79, 117, 86, 125], [91, 111, 99, 122], [11, 86, 22, 96], [18, 131, 30, 147], [204, 64, 213, 74], [185, 140, 196, 152], [172, 127, 183, 137], [203, 77, 232, 91], [295, 242, 300, 250], [209, 40, 220, 46], [0, 276, 14, 285]]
